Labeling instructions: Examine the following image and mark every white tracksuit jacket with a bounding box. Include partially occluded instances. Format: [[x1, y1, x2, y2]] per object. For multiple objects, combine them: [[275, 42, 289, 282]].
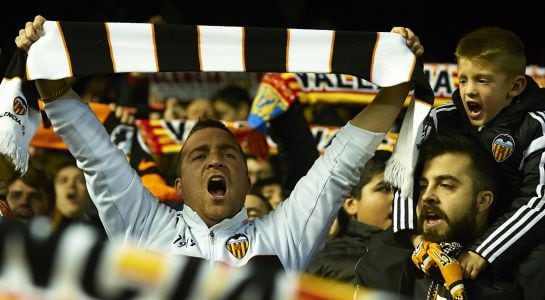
[[45, 89, 384, 272]]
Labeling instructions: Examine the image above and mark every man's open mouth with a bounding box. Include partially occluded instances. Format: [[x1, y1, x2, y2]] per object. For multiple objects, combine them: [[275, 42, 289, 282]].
[[208, 175, 226, 197], [422, 206, 446, 226]]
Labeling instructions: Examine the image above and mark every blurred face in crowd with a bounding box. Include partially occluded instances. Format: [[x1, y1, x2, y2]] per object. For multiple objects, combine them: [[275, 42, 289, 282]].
[[163, 97, 187, 120], [261, 183, 283, 209], [213, 99, 249, 121], [417, 153, 484, 243], [7, 179, 50, 223], [246, 157, 274, 187], [54, 165, 90, 218], [186, 98, 215, 120], [350, 172, 393, 230], [176, 127, 251, 227], [244, 194, 271, 220], [0, 180, 9, 198]]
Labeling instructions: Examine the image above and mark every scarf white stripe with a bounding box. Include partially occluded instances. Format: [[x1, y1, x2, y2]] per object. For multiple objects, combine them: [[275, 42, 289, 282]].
[[107, 23, 158, 73], [286, 28, 334, 73], [199, 25, 245, 72], [372, 32, 416, 85], [27, 21, 73, 78]]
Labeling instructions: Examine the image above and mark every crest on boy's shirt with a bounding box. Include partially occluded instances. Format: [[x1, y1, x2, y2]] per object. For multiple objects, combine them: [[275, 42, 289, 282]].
[[13, 96, 27, 115], [492, 134, 515, 162], [225, 234, 249, 260]]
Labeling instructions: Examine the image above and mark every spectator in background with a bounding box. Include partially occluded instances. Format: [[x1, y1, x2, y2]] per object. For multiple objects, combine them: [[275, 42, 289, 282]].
[[50, 158, 107, 239], [253, 177, 284, 209], [185, 98, 216, 120], [246, 154, 276, 187], [0, 157, 14, 216], [163, 97, 216, 121], [211, 85, 252, 121], [6, 165, 54, 224], [162, 96, 187, 120], [244, 192, 273, 220], [307, 150, 393, 283]]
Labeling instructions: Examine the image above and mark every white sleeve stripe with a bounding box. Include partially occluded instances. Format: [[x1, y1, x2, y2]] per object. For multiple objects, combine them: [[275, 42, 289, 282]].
[[530, 111, 545, 135], [487, 208, 545, 262], [478, 114, 545, 254], [407, 196, 414, 230], [520, 112, 545, 170], [478, 206, 531, 256], [432, 103, 456, 113], [393, 192, 399, 230], [478, 173, 545, 254], [477, 151, 545, 259]]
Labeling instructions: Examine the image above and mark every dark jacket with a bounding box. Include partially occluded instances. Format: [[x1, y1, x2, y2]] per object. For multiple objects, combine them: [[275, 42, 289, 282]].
[[355, 230, 523, 299], [397, 76, 545, 268], [306, 220, 382, 284]]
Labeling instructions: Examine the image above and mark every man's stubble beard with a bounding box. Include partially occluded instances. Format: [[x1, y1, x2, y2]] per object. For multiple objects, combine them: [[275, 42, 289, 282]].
[[418, 197, 478, 247]]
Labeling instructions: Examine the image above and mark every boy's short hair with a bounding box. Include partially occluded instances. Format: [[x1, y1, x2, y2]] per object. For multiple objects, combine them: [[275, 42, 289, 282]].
[[455, 27, 526, 78], [350, 150, 391, 199]]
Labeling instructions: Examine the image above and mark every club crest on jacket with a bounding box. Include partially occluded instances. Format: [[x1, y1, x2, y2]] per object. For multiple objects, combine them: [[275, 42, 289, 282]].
[[225, 233, 249, 259], [492, 134, 515, 162]]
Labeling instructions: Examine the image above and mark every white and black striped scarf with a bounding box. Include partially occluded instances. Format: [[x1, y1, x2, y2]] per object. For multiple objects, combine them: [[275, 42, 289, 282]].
[[0, 20, 433, 198]]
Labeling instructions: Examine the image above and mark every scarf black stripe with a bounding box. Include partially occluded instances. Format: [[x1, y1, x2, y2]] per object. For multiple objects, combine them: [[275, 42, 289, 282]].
[[245, 27, 287, 72]]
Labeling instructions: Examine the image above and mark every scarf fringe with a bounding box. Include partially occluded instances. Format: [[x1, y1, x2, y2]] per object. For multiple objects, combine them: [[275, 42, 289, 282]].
[[384, 95, 432, 200], [0, 129, 29, 174], [384, 158, 413, 198]]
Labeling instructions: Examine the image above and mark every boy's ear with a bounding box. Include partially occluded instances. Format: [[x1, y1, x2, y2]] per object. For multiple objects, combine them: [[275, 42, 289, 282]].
[[343, 196, 358, 217], [508, 75, 527, 98]]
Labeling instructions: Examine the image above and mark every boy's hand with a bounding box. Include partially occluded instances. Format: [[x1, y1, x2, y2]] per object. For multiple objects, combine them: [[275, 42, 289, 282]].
[[391, 27, 424, 57], [459, 250, 488, 279]]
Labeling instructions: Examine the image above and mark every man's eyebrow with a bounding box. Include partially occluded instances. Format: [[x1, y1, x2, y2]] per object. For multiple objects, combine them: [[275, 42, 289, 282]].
[[435, 174, 461, 183], [184, 143, 240, 158], [419, 174, 460, 183], [218, 143, 240, 152], [185, 144, 210, 157]]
